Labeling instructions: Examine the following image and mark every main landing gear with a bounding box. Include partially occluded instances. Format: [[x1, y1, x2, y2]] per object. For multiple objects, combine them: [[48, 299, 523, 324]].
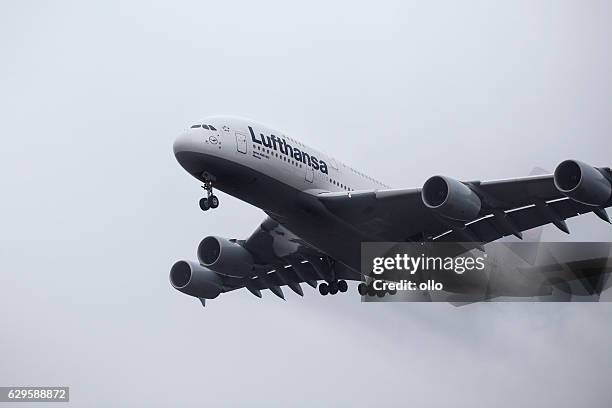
[[357, 282, 397, 298], [318, 280, 348, 296], [199, 180, 219, 211]]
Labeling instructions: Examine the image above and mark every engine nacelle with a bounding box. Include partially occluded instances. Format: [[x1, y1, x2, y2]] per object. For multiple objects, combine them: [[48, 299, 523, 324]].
[[554, 160, 612, 206], [197, 236, 255, 277], [422, 176, 482, 221], [170, 260, 223, 299]]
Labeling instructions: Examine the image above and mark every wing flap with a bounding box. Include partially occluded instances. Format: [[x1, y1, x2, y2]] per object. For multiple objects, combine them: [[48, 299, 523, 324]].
[[435, 198, 597, 243], [248, 264, 321, 291]]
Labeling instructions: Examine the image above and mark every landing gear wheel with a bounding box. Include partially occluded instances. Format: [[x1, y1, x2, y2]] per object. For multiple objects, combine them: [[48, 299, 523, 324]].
[[376, 290, 385, 298], [367, 285, 376, 297], [337, 280, 348, 293], [318, 282, 329, 296], [328, 281, 339, 295], [358, 282, 368, 296], [200, 180, 218, 211], [209, 195, 219, 208], [199, 197, 210, 211]]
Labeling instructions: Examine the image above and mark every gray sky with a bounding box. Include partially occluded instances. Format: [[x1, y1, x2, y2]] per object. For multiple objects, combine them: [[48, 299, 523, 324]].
[[1, 0, 612, 406]]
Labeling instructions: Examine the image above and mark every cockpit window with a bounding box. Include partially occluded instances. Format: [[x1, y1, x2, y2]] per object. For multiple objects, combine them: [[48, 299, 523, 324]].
[[191, 124, 217, 130]]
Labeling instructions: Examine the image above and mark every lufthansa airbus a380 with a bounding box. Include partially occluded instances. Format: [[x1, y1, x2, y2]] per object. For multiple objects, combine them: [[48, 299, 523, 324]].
[[170, 116, 612, 306]]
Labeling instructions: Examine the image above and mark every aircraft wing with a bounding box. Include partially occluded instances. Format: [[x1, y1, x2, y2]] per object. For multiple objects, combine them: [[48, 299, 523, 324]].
[[316, 163, 612, 243], [218, 217, 361, 299]]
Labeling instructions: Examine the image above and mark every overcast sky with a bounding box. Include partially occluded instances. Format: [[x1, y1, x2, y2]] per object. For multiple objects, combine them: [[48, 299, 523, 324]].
[[1, 1, 612, 407]]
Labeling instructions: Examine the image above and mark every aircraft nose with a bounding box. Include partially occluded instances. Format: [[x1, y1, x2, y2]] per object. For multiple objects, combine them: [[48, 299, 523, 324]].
[[173, 132, 192, 156], [173, 131, 205, 175]]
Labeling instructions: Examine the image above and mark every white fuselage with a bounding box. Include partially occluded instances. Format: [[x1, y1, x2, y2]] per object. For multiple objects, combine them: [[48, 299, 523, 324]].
[[173, 116, 390, 198]]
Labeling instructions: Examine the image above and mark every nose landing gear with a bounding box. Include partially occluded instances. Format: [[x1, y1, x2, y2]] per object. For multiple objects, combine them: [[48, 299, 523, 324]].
[[199, 180, 219, 211]]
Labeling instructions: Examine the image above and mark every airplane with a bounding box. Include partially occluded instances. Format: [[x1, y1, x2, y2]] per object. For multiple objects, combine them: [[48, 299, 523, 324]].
[[170, 116, 612, 306]]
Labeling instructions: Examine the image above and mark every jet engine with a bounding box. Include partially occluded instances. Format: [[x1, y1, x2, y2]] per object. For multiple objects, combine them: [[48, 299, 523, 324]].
[[170, 260, 223, 299], [554, 160, 612, 206], [197, 236, 255, 277], [421, 176, 482, 221]]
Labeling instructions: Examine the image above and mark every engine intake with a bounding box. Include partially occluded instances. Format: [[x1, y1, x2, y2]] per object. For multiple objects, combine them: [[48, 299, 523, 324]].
[[170, 260, 223, 299], [197, 236, 255, 277], [422, 176, 482, 221], [554, 160, 611, 206]]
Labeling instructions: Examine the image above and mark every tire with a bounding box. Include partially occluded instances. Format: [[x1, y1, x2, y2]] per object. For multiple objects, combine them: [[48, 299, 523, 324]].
[[199, 198, 210, 211], [337, 280, 348, 293], [318, 282, 329, 296], [358, 282, 368, 296], [209, 195, 219, 209], [329, 281, 339, 295]]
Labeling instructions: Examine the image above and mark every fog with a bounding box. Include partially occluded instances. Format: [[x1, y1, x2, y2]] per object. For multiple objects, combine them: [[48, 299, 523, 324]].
[[1, 1, 611, 406]]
